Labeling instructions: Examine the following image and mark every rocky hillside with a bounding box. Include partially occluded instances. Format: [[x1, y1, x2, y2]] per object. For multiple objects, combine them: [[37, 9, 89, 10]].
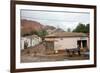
[[21, 19, 44, 36], [21, 19, 65, 36]]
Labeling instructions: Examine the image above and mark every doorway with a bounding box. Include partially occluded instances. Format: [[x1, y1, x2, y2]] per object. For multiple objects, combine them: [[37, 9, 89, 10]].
[[77, 40, 87, 48], [82, 40, 87, 48]]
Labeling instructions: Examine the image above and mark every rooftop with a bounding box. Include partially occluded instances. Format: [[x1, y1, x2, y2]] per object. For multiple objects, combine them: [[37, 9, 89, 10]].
[[45, 32, 88, 38], [22, 35, 39, 38]]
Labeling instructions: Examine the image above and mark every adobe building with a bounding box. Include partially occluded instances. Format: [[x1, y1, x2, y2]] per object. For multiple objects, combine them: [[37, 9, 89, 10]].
[[44, 32, 89, 53], [21, 35, 42, 50]]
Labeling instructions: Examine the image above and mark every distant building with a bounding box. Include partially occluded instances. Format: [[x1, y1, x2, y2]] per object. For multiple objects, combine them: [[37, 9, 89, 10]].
[[44, 32, 89, 53], [21, 35, 42, 50]]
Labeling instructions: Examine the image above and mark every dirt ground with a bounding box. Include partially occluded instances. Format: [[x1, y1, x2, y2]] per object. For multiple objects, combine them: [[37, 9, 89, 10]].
[[21, 51, 89, 63]]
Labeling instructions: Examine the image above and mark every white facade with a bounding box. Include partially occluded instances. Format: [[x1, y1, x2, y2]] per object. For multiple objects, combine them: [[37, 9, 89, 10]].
[[54, 37, 88, 50], [45, 36, 88, 51], [21, 35, 42, 50]]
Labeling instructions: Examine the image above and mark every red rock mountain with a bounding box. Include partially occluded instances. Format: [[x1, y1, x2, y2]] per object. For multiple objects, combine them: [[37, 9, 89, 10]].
[[21, 19, 44, 35], [21, 19, 65, 36]]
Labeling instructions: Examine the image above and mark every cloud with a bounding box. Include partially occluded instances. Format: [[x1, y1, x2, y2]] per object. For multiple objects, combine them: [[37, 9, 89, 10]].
[[21, 10, 90, 31]]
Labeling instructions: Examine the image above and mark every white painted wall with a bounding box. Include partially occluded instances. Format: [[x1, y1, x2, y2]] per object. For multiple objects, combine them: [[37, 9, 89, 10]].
[[21, 37, 42, 49], [21, 37, 31, 49], [0, 0, 100, 73], [54, 37, 88, 50]]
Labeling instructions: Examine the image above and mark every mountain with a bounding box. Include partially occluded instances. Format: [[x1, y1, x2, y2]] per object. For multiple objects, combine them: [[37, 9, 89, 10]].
[[44, 25, 56, 30], [21, 19, 44, 36], [21, 19, 65, 36]]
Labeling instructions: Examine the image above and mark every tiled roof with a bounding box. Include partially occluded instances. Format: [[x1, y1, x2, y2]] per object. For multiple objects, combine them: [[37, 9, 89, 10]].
[[45, 32, 87, 38]]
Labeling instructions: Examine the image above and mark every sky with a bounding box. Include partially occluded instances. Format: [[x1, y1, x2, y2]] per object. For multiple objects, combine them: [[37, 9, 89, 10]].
[[21, 9, 90, 31]]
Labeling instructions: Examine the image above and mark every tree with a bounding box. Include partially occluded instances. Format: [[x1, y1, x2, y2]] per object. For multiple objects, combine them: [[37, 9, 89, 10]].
[[73, 23, 89, 33], [34, 30, 48, 37], [34, 30, 48, 41], [21, 29, 48, 37]]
